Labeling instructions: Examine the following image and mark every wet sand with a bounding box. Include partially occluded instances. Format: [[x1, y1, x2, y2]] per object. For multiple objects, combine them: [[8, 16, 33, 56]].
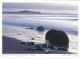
[[2, 36, 76, 54]]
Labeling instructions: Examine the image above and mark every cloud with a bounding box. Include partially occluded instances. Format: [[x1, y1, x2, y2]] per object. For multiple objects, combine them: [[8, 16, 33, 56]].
[[3, 3, 78, 10]]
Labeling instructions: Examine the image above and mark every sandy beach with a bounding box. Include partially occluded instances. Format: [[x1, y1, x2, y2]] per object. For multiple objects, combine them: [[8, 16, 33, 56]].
[[2, 36, 77, 54]]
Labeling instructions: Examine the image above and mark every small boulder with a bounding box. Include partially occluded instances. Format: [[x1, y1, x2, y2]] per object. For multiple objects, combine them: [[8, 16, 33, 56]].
[[21, 42, 26, 44], [30, 27, 33, 29], [25, 27, 33, 29], [36, 45, 44, 51], [31, 38, 34, 40], [42, 44, 47, 48], [28, 42, 35, 46], [37, 26, 45, 31]]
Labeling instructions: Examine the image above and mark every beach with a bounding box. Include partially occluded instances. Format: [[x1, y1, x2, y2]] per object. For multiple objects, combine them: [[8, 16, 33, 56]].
[[3, 36, 77, 54], [2, 13, 78, 54], [2, 24, 78, 54]]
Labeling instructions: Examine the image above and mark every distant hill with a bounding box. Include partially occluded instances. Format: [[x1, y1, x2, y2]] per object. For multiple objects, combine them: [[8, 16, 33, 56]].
[[3, 10, 41, 14], [3, 10, 77, 15]]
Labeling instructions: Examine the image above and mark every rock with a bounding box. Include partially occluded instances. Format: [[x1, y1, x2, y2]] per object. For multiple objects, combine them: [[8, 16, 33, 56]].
[[42, 44, 47, 48], [21, 42, 26, 44], [28, 42, 35, 46], [36, 45, 44, 51], [31, 38, 34, 40], [48, 46, 55, 49], [26, 42, 36, 50], [30, 28, 33, 29], [25, 27, 33, 29], [30, 42, 35, 45], [37, 26, 45, 31], [45, 29, 69, 50]]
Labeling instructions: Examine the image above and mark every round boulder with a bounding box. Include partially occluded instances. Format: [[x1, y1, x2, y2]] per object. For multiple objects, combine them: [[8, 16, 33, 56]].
[[37, 26, 45, 31], [45, 29, 69, 49]]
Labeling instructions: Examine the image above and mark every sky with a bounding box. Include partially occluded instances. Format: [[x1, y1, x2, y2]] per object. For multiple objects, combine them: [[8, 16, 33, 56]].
[[3, 3, 78, 14]]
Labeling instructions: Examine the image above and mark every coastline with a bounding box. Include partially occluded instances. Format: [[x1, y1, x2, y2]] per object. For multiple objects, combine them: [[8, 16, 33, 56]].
[[2, 36, 77, 54]]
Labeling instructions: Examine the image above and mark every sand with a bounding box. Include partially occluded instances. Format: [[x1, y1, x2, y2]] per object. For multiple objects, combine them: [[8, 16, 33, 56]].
[[2, 36, 77, 54]]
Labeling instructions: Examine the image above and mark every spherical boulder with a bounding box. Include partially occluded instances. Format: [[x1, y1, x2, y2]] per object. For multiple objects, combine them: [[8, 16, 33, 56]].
[[45, 29, 69, 50], [37, 26, 45, 31]]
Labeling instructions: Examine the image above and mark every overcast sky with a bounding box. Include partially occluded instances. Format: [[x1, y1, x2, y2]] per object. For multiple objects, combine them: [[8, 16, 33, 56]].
[[3, 3, 78, 14]]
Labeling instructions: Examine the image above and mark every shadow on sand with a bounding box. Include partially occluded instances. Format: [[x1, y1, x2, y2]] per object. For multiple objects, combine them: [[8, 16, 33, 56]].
[[2, 36, 76, 54]]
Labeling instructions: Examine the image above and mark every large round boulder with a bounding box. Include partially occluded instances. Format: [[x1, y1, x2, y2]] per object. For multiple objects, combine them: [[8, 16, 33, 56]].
[[37, 26, 45, 31], [45, 29, 69, 50]]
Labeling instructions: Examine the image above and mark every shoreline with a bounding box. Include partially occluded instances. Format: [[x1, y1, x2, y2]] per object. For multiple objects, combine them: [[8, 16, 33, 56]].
[[2, 36, 77, 54]]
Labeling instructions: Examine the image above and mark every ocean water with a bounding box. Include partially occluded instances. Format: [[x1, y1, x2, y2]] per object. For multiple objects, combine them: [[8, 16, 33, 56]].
[[2, 13, 78, 53]]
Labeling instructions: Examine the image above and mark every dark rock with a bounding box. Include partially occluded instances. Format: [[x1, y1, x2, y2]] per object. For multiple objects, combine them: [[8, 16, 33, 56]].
[[48, 46, 55, 49], [21, 42, 26, 44], [37, 26, 45, 31], [31, 38, 34, 40], [30, 42, 35, 45], [28, 42, 35, 46], [25, 27, 33, 29], [42, 44, 47, 48], [30, 28, 33, 29], [45, 29, 69, 50], [36, 45, 44, 51]]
